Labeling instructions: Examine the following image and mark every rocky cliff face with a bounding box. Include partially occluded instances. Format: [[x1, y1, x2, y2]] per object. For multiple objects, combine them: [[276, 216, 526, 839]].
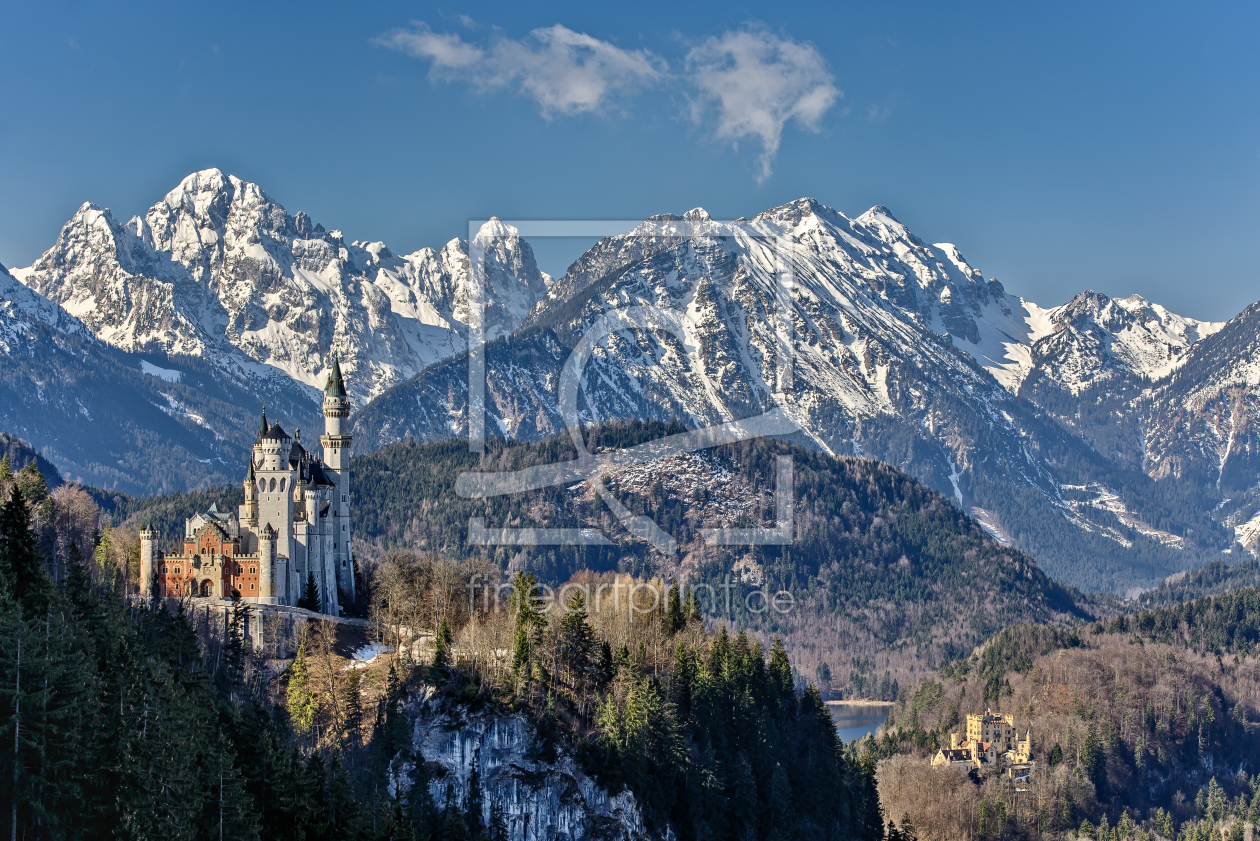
[[397, 697, 659, 841], [353, 199, 1236, 590], [14, 169, 549, 408]]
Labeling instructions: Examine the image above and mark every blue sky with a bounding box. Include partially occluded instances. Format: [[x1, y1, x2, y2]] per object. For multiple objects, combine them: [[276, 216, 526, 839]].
[[2, 1, 1258, 320]]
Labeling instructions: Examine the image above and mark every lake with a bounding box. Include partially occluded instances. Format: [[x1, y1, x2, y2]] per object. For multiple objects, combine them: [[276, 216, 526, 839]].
[[827, 702, 895, 742]]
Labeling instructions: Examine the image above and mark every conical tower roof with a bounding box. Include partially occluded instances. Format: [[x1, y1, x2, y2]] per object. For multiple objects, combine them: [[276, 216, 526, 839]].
[[324, 354, 347, 398], [258, 405, 269, 436], [245, 459, 255, 483]]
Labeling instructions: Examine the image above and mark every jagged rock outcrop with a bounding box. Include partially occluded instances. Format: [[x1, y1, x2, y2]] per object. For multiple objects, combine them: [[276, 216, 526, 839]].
[[14, 169, 549, 407], [354, 198, 1237, 590], [397, 698, 661, 841]]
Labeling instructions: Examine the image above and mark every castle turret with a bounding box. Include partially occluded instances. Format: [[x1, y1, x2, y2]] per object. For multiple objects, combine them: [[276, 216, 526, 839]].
[[320, 354, 350, 459], [241, 459, 258, 527], [258, 523, 276, 604], [319, 353, 354, 611], [139, 525, 156, 598]]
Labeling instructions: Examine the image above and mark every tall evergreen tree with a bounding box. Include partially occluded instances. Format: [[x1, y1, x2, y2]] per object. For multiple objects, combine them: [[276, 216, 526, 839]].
[[299, 571, 321, 612], [287, 642, 318, 736]]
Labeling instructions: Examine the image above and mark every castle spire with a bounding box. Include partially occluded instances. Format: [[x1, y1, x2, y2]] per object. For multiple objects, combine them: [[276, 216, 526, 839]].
[[258, 405, 268, 436], [324, 354, 347, 398]]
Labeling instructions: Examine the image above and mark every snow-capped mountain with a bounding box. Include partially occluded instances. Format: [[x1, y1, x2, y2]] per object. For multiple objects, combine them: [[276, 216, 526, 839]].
[[0, 262, 89, 352], [1145, 303, 1260, 547], [1001, 291, 1223, 394], [10, 177, 1258, 590], [15, 169, 548, 408], [353, 198, 1243, 591], [0, 262, 263, 493]]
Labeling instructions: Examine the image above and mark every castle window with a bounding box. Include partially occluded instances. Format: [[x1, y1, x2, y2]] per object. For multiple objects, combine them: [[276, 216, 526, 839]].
[[251, 584, 255, 590], [174, 567, 180, 574], [269, 478, 276, 492], [250, 567, 256, 574], [280, 478, 286, 491]]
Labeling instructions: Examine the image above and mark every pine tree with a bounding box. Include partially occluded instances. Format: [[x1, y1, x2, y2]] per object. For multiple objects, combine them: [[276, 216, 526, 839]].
[[557, 589, 596, 710], [343, 669, 363, 746], [14, 460, 47, 505], [431, 617, 453, 680], [487, 802, 508, 841], [465, 755, 484, 838], [325, 752, 364, 840], [287, 642, 318, 735], [0, 455, 11, 480], [218, 593, 250, 705], [665, 583, 684, 635], [1080, 721, 1106, 799], [684, 587, 701, 623], [0, 486, 53, 615], [299, 571, 321, 612], [439, 789, 472, 841], [510, 624, 530, 694]]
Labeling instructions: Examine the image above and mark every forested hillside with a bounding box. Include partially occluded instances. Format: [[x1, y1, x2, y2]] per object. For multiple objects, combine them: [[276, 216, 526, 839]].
[[0, 471, 881, 840], [351, 421, 1085, 699], [875, 588, 1260, 841], [1136, 559, 1260, 607]]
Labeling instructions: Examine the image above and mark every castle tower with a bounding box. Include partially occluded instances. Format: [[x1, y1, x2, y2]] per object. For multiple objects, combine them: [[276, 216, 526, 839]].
[[258, 523, 276, 605], [241, 458, 258, 528], [139, 525, 156, 598], [319, 354, 354, 610], [255, 411, 295, 568]]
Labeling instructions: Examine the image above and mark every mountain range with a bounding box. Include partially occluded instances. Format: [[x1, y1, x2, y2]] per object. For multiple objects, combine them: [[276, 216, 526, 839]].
[[3, 169, 1258, 593]]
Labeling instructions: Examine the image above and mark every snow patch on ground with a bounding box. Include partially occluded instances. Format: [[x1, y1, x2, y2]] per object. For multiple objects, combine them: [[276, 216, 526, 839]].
[[1236, 510, 1260, 553], [140, 360, 183, 382], [969, 508, 1013, 545], [343, 642, 394, 669]]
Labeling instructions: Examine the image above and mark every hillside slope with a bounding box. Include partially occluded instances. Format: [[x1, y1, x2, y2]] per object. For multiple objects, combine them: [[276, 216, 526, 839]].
[[350, 421, 1084, 698], [878, 590, 1260, 841]]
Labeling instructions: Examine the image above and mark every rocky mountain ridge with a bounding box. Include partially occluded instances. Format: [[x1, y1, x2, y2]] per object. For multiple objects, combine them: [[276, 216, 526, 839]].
[[6, 174, 1259, 590], [352, 197, 1247, 591], [13, 168, 548, 408]]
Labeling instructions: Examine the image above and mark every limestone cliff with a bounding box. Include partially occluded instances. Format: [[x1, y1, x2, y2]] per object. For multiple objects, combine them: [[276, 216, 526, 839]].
[[395, 693, 663, 841]]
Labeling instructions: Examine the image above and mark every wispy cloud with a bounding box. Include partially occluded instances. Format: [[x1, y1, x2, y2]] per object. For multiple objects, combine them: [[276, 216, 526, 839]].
[[685, 25, 840, 182], [375, 20, 840, 180], [375, 22, 666, 118]]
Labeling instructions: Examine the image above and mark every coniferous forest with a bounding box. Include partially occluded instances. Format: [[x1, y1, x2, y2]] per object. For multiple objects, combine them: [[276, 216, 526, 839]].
[[0, 466, 883, 841]]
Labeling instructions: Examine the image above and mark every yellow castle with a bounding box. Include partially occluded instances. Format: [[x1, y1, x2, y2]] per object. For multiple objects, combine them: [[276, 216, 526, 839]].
[[932, 710, 1034, 776]]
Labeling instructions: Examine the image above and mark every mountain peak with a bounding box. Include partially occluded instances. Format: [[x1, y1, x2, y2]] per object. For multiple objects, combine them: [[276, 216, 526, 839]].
[[474, 216, 516, 240], [857, 204, 901, 224]]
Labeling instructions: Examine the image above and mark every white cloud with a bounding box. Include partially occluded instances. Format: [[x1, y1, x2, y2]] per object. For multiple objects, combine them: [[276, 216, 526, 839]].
[[685, 25, 840, 182], [375, 22, 665, 118]]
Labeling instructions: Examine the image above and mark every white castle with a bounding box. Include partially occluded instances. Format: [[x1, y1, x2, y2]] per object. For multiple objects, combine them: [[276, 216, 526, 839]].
[[138, 357, 355, 615]]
